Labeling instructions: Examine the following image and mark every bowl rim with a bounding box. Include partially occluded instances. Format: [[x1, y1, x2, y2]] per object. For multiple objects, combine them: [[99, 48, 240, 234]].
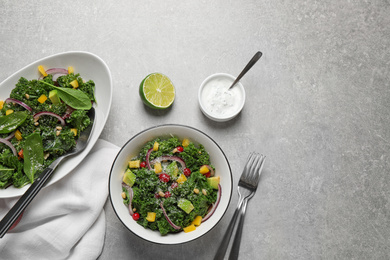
[[108, 123, 233, 245], [198, 72, 246, 122]]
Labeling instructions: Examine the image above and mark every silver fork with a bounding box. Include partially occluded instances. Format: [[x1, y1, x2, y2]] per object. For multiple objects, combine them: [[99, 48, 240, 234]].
[[214, 152, 265, 260]]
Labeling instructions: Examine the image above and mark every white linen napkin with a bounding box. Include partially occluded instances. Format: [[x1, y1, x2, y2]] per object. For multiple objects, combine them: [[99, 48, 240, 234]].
[[0, 139, 120, 260]]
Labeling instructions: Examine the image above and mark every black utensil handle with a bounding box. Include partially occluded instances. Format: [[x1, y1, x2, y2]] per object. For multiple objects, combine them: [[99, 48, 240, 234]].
[[0, 167, 54, 238], [214, 205, 242, 260]]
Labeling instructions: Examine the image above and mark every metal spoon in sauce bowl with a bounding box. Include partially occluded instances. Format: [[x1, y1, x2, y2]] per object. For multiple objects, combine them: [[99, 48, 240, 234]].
[[229, 51, 263, 90]]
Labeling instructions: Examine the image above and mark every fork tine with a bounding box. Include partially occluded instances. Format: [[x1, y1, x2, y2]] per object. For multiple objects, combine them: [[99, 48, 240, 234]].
[[252, 154, 266, 185], [247, 153, 261, 181], [240, 152, 255, 180]]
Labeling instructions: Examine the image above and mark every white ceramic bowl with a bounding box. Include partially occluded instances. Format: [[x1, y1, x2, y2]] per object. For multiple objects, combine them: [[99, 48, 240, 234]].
[[0, 51, 112, 198], [198, 73, 245, 122], [109, 124, 232, 244]]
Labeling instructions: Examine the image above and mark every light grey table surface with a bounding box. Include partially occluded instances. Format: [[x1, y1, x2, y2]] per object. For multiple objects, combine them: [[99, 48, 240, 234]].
[[1, 1, 389, 259]]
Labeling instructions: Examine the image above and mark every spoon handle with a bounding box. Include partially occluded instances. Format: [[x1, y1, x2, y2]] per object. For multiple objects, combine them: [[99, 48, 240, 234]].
[[229, 51, 262, 89]]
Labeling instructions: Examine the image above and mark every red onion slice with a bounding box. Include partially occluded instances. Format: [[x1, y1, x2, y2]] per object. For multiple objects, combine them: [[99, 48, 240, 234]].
[[5, 98, 32, 112], [150, 155, 186, 169], [145, 148, 153, 170], [38, 68, 68, 80], [122, 182, 134, 216], [160, 201, 181, 230], [0, 138, 17, 156], [202, 184, 221, 223], [33, 111, 65, 126], [4, 131, 15, 141]]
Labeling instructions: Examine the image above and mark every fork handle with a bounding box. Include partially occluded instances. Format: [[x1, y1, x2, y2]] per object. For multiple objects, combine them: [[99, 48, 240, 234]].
[[228, 199, 248, 260], [0, 167, 54, 238], [214, 202, 244, 260]]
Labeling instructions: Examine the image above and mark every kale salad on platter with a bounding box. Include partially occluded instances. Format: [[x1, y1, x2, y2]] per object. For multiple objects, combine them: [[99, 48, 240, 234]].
[[121, 137, 221, 235], [0, 65, 95, 189]]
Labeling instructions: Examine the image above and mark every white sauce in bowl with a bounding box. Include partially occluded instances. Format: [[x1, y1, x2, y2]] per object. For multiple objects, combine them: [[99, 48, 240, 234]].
[[199, 73, 245, 121]]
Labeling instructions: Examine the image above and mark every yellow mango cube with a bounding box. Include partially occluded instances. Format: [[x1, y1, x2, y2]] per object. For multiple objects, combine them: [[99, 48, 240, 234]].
[[38, 65, 47, 77], [154, 162, 162, 173], [146, 212, 156, 222], [200, 165, 210, 174], [153, 141, 159, 151], [38, 94, 47, 104], [70, 80, 79, 89], [129, 160, 140, 168], [182, 138, 190, 147], [6, 109, 13, 115], [183, 224, 196, 233], [0, 100, 4, 109], [192, 216, 202, 226], [70, 128, 77, 136], [68, 66, 74, 74], [15, 130, 23, 141], [177, 173, 187, 184]]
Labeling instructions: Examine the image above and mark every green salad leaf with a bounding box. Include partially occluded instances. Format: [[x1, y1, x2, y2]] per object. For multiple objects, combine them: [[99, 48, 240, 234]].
[[23, 132, 44, 183], [41, 81, 92, 110], [0, 111, 28, 134]]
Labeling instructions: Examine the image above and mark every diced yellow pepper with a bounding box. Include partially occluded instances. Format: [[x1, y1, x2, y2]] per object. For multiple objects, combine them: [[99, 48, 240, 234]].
[[70, 80, 79, 89], [154, 162, 162, 173], [183, 224, 196, 233], [6, 109, 13, 115], [129, 160, 140, 168], [68, 66, 74, 74], [70, 128, 77, 136], [182, 138, 190, 147], [0, 100, 4, 110], [192, 216, 202, 226], [38, 65, 47, 77], [37, 94, 47, 104], [177, 173, 187, 184], [15, 130, 22, 141], [146, 212, 156, 222], [153, 141, 159, 151], [200, 165, 210, 174]]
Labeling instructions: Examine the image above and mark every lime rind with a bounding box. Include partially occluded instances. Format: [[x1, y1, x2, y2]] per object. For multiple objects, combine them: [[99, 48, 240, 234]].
[[140, 73, 175, 109]]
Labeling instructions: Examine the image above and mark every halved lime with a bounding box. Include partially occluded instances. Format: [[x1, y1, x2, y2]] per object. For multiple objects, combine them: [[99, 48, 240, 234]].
[[139, 73, 175, 109]]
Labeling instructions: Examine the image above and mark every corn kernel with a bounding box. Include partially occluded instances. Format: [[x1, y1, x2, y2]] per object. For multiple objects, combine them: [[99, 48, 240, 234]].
[[129, 160, 141, 168], [183, 224, 196, 233], [154, 162, 162, 173], [70, 128, 77, 136], [38, 65, 47, 77], [177, 174, 187, 184], [68, 66, 74, 74], [15, 130, 22, 140], [200, 165, 210, 174], [182, 138, 190, 147], [38, 94, 47, 104], [192, 216, 202, 226], [146, 212, 156, 222], [153, 141, 159, 151], [6, 109, 13, 115], [70, 80, 79, 88]]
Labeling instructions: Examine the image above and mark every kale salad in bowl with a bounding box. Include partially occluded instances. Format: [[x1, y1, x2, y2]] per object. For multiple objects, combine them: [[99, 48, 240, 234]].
[[0, 51, 112, 198], [109, 124, 232, 244]]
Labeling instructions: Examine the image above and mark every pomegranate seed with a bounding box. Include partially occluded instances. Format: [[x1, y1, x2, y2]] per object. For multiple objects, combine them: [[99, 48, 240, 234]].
[[132, 213, 140, 221], [159, 173, 170, 182], [165, 191, 171, 198], [183, 168, 191, 177], [205, 172, 211, 178], [176, 146, 184, 153], [140, 161, 147, 168], [155, 193, 160, 198], [171, 182, 178, 189]]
